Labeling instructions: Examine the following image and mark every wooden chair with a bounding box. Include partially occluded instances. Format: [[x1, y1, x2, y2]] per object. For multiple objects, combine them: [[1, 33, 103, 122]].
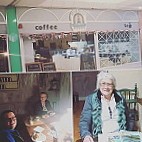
[[118, 83, 139, 121]]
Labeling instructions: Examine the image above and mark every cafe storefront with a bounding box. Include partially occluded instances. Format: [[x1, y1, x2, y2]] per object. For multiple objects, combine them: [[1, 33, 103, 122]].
[[16, 8, 141, 72], [0, 8, 9, 72]]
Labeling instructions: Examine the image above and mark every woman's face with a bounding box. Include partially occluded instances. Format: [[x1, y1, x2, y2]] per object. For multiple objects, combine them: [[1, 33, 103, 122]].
[[100, 77, 114, 98], [40, 93, 47, 102]]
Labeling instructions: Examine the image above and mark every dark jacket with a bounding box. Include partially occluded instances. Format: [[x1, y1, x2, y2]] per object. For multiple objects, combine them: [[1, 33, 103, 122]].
[[79, 89, 133, 140], [34, 100, 52, 116], [0, 129, 24, 142]]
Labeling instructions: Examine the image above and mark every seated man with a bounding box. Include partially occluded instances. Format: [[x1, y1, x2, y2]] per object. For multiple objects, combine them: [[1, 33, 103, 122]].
[[34, 92, 54, 116], [0, 110, 24, 142]]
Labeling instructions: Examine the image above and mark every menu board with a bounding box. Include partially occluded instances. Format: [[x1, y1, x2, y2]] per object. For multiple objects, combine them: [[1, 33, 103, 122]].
[[80, 54, 96, 70], [26, 62, 42, 72], [42, 62, 56, 71], [0, 74, 18, 90]]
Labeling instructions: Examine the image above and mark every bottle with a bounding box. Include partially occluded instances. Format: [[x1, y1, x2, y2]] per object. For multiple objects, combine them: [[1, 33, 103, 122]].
[[29, 116, 33, 125]]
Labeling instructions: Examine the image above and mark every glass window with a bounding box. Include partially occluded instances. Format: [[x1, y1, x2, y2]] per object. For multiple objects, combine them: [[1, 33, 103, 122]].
[[0, 36, 9, 72], [98, 30, 140, 68]]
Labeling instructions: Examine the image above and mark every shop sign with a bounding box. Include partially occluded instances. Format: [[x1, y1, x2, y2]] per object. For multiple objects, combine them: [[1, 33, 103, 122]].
[[35, 24, 58, 30], [18, 23, 65, 34], [70, 10, 86, 31], [124, 22, 132, 28]]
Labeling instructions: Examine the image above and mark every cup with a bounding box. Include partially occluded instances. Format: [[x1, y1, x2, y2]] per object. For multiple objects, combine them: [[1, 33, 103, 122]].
[[35, 116, 40, 121], [29, 119, 33, 125]]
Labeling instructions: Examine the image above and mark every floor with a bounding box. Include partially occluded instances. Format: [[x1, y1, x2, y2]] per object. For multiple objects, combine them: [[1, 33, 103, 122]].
[[73, 101, 85, 142]]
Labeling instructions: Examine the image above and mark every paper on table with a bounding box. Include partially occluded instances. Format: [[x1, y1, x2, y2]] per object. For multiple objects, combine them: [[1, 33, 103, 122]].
[[98, 132, 121, 142], [33, 126, 45, 133], [98, 131, 142, 142], [120, 130, 142, 142], [47, 130, 58, 138]]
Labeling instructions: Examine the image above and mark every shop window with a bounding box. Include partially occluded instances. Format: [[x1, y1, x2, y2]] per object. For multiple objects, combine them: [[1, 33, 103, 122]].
[[25, 32, 96, 71], [38, 40, 44, 47], [72, 34, 79, 42], [86, 33, 94, 45], [50, 42, 56, 50], [98, 30, 140, 68]]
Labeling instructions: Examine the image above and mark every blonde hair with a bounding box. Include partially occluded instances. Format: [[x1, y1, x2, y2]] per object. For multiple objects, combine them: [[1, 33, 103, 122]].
[[96, 71, 116, 89]]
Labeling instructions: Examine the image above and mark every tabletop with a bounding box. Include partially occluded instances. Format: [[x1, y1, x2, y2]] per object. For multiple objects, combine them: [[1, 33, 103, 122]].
[[24, 113, 73, 142], [25, 117, 54, 142]]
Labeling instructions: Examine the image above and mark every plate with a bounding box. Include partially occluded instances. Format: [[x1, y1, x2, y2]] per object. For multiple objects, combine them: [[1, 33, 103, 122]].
[[31, 133, 46, 142], [33, 126, 45, 133]]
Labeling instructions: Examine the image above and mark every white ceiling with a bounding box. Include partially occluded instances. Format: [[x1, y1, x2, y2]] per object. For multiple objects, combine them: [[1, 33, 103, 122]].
[[0, 0, 142, 11]]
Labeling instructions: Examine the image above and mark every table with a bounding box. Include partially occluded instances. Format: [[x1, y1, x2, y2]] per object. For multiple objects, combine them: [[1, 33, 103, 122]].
[[24, 117, 54, 142], [24, 114, 73, 142]]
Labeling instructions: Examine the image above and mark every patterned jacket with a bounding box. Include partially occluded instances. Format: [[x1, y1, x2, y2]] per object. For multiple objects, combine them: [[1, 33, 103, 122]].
[[79, 89, 131, 139]]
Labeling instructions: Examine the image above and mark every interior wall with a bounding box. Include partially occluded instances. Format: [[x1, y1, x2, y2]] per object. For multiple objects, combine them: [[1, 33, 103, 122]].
[[59, 72, 71, 111], [72, 71, 98, 100], [109, 69, 142, 131], [138, 11, 142, 61], [23, 38, 34, 63], [0, 72, 71, 117], [17, 8, 139, 33]]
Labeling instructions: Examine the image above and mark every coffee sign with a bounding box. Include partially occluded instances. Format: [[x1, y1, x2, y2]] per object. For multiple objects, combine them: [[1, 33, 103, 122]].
[[35, 24, 57, 30]]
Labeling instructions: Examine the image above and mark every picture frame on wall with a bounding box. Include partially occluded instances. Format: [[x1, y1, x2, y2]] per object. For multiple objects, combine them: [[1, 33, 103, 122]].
[[42, 62, 56, 71], [26, 62, 42, 72], [0, 74, 19, 90]]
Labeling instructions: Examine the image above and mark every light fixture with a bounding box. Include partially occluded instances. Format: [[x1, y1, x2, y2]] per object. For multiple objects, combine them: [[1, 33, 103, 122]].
[[18, 24, 23, 29]]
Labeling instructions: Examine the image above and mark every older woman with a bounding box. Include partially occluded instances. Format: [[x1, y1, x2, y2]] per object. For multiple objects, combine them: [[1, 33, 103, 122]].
[[79, 71, 132, 142], [34, 92, 53, 116]]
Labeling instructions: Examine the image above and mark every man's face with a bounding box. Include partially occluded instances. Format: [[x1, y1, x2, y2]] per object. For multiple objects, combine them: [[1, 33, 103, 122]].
[[40, 94, 47, 102], [3, 112, 17, 129]]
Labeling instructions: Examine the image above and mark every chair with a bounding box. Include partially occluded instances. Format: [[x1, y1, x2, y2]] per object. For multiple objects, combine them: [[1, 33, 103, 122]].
[[118, 83, 139, 121]]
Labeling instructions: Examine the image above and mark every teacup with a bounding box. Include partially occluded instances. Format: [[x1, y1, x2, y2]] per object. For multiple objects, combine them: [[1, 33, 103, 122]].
[[35, 116, 40, 121]]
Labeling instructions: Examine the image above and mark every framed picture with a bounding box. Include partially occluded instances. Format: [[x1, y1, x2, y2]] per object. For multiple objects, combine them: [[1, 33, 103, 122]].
[[26, 62, 42, 72], [42, 62, 56, 71], [0, 74, 19, 90]]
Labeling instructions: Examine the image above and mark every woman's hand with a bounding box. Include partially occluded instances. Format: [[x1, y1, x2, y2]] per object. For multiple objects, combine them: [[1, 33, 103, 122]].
[[83, 135, 94, 142]]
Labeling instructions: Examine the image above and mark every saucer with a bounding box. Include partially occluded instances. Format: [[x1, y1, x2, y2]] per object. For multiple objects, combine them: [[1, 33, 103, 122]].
[[31, 133, 46, 142]]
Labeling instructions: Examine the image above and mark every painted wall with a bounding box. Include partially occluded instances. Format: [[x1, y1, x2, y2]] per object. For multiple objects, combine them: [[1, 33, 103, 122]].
[[16, 8, 139, 34], [23, 38, 34, 63], [72, 71, 98, 100], [109, 69, 142, 131], [138, 11, 142, 60]]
